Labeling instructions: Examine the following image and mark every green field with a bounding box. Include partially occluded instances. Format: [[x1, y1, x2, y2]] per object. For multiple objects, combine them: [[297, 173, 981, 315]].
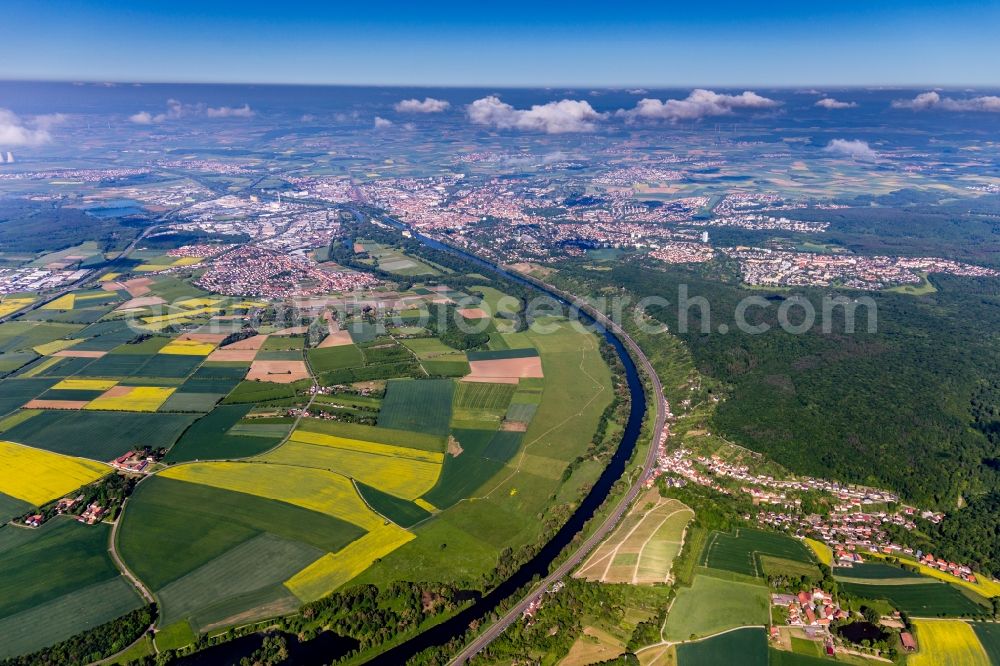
[[662, 572, 769, 641], [307, 345, 364, 373], [838, 581, 989, 616], [377, 378, 455, 436], [0, 377, 57, 415], [421, 355, 470, 377], [454, 381, 517, 411], [0, 351, 38, 376], [166, 404, 283, 462], [972, 623, 1000, 664], [356, 482, 431, 527], [132, 353, 204, 379], [223, 380, 307, 404], [4, 410, 197, 460], [399, 337, 456, 357], [421, 428, 506, 509], [700, 528, 814, 577], [153, 619, 196, 652], [0, 491, 31, 523], [155, 532, 318, 627], [159, 391, 224, 412], [466, 347, 538, 361], [675, 628, 768, 666], [189, 364, 250, 381], [0, 577, 143, 659], [0, 518, 119, 616], [118, 476, 364, 591]]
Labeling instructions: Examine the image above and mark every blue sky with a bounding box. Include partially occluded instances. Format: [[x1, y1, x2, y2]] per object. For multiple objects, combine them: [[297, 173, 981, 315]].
[[3, 1, 999, 86]]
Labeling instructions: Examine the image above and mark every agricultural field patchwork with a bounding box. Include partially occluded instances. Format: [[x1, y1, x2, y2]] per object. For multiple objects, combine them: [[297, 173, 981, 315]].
[[159, 461, 387, 530], [2, 409, 197, 460], [0, 268, 619, 658]]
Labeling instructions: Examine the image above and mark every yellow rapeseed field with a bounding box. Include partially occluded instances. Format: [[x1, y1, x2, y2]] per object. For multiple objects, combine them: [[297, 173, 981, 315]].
[[0, 297, 35, 318], [284, 523, 414, 601], [805, 538, 833, 567], [170, 257, 203, 267], [175, 297, 222, 309], [262, 440, 441, 500], [909, 620, 989, 666], [98, 272, 121, 282], [53, 378, 119, 391], [414, 498, 438, 513], [85, 386, 175, 412], [42, 294, 75, 310], [33, 338, 84, 356], [158, 339, 216, 356], [161, 461, 385, 530], [0, 440, 108, 506], [289, 429, 444, 463]]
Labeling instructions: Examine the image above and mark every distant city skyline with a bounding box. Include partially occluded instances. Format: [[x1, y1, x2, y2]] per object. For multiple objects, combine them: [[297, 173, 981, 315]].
[[3, 0, 1000, 87]]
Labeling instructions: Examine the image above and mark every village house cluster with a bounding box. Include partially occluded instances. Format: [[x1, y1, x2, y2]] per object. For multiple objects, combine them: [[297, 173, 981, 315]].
[[722, 246, 999, 288], [650, 443, 981, 578], [196, 245, 380, 298], [0, 167, 151, 182], [592, 165, 685, 187], [687, 214, 828, 233], [713, 192, 805, 216], [649, 241, 716, 264]]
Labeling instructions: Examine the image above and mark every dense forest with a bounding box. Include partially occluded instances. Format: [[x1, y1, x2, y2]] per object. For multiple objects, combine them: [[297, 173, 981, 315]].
[[0, 200, 150, 254], [551, 256, 1000, 573]]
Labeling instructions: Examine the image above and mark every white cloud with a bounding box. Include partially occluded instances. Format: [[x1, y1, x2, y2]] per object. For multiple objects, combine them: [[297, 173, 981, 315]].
[[823, 139, 878, 161], [815, 98, 857, 109], [129, 111, 154, 125], [892, 91, 1000, 112], [620, 89, 781, 122], [300, 114, 316, 122], [129, 99, 252, 124], [206, 104, 254, 118], [373, 116, 393, 129], [0, 109, 52, 146], [394, 97, 450, 113], [626, 88, 649, 95], [467, 96, 605, 134], [31, 113, 69, 130]]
